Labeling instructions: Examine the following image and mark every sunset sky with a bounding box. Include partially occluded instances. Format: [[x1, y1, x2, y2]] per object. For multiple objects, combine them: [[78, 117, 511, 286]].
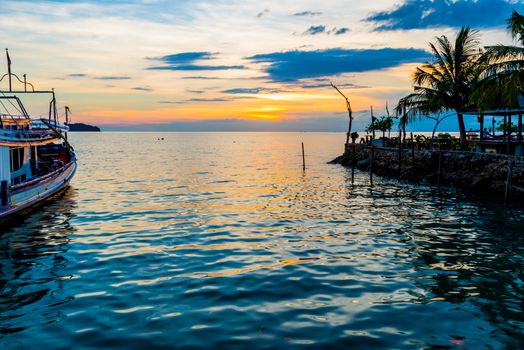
[[0, 0, 520, 131]]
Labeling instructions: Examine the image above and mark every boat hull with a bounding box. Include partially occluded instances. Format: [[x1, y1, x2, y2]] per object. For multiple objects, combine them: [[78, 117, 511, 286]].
[[0, 161, 77, 220]]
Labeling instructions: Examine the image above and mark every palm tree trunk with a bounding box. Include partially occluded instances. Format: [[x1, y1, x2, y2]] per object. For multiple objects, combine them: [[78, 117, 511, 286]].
[[432, 122, 439, 139], [457, 110, 467, 149]]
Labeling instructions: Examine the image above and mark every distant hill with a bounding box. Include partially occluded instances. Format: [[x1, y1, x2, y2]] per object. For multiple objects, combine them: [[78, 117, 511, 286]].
[[66, 123, 101, 132]]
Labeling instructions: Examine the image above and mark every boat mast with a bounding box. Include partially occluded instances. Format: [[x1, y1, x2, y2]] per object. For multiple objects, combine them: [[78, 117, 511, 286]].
[[65, 106, 70, 141], [6, 48, 11, 92], [52, 89, 57, 125], [65, 106, 70, 124]]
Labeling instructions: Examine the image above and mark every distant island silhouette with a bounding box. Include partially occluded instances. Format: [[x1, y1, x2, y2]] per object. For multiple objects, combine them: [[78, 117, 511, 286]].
[[67, 123, 101, 132]]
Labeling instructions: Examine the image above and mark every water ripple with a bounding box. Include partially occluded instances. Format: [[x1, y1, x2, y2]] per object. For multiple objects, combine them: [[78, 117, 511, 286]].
[[1, 132, 524, 349]]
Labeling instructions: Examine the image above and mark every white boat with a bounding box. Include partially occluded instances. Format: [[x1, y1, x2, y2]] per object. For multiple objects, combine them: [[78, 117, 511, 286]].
[[0, 50, 77, 220]]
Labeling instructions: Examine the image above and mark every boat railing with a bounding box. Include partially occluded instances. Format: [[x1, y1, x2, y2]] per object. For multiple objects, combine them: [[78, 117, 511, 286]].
[[0, 113, 27, 119], [0, 128, 57, 140]]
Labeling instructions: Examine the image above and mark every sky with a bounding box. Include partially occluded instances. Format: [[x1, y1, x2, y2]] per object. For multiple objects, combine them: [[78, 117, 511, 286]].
[[0, 0, 521, 132]]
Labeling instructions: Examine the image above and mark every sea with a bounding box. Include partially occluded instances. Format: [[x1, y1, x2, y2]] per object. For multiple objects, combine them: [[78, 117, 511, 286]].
[[1, 132, 523, 349]]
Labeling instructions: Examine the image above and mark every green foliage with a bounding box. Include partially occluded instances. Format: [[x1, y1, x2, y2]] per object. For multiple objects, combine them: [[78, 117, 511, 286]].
[[482, 10, 524, 109], [395, 27, 485, 146], [366, 116, 395, 134], [496, 121, 518, 133], [350, 132, 359, 141], [437, 133, 452, 139]]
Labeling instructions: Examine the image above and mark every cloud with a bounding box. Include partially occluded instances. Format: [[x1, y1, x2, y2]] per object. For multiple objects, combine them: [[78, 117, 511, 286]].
[[158, 101, 185, 104], [150, 52, 213, 64], [365, 0, 517, 31], [222, 87, 282, 94], [299, 81, 368, 89], [189, 98, 229, 102], [158, 98, 231, 104], [248, 47, 430, 82], [131, 86, 152, 91], [95, 76, 132, 80], [333, 27, 350, 35], [302, 25, 350, 36], [68, 73, 87, 77], [292, 11, 322, 17], [303, 25, 326, 35], [256, 8, 270, 18], [149, 64, 244, 71], [147, 51, 245, 71], [181, 76, 221, 80]]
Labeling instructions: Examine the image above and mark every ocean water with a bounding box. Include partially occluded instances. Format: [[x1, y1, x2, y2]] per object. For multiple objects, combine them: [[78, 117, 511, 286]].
[[1, 132, 524, 349]]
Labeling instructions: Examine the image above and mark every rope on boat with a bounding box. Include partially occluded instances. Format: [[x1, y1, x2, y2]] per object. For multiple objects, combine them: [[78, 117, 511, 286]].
[[0, 90, 23, 115], [39, 118, 74, 152]]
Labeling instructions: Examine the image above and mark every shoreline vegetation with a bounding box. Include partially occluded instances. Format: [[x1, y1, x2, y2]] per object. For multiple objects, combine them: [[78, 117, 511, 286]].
[[66, 123, 101, 132], [331, 11, 524, 200]]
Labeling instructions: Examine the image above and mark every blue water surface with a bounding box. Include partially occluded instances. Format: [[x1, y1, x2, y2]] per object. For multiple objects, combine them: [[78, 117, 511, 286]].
[[1, 132, 523, 349]]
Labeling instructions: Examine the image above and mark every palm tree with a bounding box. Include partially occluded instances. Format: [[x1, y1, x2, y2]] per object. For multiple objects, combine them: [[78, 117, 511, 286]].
[[397, 27, 484, 148], [483, 10, 524, 108]]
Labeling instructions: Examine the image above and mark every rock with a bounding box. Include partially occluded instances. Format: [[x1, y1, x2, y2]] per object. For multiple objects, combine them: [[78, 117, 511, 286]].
[[329, 144, 523, 199]]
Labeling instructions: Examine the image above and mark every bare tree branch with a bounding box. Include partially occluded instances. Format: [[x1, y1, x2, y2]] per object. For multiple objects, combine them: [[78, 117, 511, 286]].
[[331, 82, 353, 144]]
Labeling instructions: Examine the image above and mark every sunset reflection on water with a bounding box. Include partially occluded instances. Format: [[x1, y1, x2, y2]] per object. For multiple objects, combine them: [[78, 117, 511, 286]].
[[1, 132, 523, 349]]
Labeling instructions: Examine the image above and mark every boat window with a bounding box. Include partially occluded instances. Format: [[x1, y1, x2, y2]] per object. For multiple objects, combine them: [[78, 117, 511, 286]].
[[10, 147, 24, 172]]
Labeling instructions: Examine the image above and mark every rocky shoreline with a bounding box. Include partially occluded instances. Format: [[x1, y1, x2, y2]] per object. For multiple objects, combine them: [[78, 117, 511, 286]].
[[330, 144, 524, 200]]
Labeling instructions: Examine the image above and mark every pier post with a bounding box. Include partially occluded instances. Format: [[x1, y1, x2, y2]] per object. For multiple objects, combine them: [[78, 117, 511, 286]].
[[397, 136, 402, 178], [370, 138, 374, 187], [518, 114, 522, 143], [479, 113, 484, 141], [508, 114, 512, 154], [410, 133, 415, 182], [1, 180, 8, 207], [301, 142, 305, 171], [351, 140, 356, 185], [505, 159, 513, 203], [437, 143, 442, 191]]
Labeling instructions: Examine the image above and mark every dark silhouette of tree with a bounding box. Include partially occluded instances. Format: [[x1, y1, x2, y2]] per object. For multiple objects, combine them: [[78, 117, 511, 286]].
[[396, 27, 484, 148], [330, 82, 353, 144]]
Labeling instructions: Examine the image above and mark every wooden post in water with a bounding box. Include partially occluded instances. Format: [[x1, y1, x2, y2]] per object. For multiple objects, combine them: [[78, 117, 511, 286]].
[[437, 142, 442, 191], [410, 132, 415, 182], [301, 142, 306, 171], [505, 159, 513, 203], [508, 114, 512, 154], [370, 106, 376, 140], [370, 138, 374, 187], [518, 114, 523, 143], [351, 140, 356, 185], [479, 112, 484, 141], [397, 136, 402, 178]]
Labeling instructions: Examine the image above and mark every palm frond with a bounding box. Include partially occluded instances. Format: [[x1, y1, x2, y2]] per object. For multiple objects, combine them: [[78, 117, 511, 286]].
[[507, 10, 524, 45]]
